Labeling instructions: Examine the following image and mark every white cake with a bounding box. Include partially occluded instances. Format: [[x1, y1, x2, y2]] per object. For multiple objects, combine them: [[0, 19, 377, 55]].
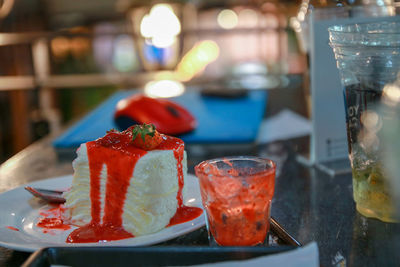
[[62, 127, 187, 240]]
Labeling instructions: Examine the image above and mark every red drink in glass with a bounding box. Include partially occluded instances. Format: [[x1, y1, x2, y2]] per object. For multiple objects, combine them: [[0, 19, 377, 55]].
[[195, 156, 276, 246]]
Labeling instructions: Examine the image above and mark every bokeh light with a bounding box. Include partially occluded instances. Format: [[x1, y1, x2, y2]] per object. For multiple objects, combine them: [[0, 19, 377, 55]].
[[140, 4, 181, 48], [144, 80, 185, 98], [217, 9, 238, 29], [238, 9, 258, 28], [176, 40, 220, 81], [51, 37, 70, 59], [112, 35, 139, 72], [383, 83, 400, 106]]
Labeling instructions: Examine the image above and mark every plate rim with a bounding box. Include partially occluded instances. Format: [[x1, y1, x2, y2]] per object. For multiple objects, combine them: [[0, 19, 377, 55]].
[[0, 173, 205, 252]]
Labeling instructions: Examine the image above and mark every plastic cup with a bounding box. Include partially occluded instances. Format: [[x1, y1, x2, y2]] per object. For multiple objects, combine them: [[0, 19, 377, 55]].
[[381, 78, 400, 218], [329, 21, 400, 222], [194, 156, 276, 246]]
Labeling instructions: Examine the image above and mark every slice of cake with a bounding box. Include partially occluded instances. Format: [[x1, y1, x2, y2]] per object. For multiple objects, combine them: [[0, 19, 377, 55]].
[[63, 124, 189, 243]]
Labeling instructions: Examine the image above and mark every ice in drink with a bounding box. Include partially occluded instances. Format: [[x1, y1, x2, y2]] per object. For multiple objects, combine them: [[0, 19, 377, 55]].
[[195, 156, 275, 246]]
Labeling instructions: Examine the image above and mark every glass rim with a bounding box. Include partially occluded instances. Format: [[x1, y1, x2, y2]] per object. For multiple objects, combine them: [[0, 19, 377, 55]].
[[328, 21, 400, 34], [328, 21, 400, 48], [194, 156, 276, 178]]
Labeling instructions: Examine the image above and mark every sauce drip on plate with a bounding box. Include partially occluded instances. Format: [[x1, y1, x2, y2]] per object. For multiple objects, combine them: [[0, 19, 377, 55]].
[[6, 226, 19, 231], [36, 205, 71, 234]]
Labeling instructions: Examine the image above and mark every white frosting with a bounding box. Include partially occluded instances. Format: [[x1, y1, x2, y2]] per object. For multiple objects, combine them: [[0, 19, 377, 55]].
[[63, 143, 187, 236]]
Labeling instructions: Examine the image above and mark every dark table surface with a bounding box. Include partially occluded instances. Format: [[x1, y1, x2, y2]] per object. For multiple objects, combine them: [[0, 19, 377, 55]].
[[1, 134, 400, 267], [1, 79, 400, 266]]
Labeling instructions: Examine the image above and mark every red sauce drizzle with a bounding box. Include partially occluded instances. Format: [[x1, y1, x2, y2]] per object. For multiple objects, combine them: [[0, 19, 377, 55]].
[[6, 226, 19, 231], [66, 129, 202, 243], [36, 205, 71, 232], [168, 142, 203, 226], [67, 131, 142, 243], [174, 145, 184, 207], [168, 206, 203, 226], [37, 218, 70, 230]]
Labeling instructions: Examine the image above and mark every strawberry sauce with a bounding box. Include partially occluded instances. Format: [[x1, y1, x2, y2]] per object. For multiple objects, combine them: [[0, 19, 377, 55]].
[[37, 218, 70, 230], [168, 206, 203, 226], [64, 129, 202, 243], [37, 205, 71, 231], [167, 147, 203, 226]]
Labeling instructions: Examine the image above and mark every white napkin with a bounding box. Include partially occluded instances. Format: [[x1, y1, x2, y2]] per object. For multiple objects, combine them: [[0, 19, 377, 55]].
[[188, 242, 319, 267], [256, 109, 312, 144]]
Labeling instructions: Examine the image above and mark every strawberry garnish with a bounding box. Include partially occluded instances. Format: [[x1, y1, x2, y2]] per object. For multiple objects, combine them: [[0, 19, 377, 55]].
[[130, 123, 162, 150]]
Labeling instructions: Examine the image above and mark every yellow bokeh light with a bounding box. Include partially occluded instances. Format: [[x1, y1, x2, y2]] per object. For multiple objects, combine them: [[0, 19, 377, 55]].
[[217, 9, 238, 29], [176, 40, 220, 81]]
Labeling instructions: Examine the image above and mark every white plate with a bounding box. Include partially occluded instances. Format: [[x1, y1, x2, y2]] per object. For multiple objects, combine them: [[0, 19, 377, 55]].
[[0, 174, 205, 252]]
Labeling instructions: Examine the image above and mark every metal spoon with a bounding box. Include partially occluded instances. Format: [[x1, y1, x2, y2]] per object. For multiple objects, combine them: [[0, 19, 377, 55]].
[[24, 186, 66, 203], [270, 217, 302, 247]]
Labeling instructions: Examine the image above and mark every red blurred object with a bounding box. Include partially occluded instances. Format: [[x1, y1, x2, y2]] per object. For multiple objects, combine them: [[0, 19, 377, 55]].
[[114, 94, 197, 135]]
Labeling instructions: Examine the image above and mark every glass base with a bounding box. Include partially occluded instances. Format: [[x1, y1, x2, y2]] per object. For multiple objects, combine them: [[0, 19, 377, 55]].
[[356, 204, 400, 223]]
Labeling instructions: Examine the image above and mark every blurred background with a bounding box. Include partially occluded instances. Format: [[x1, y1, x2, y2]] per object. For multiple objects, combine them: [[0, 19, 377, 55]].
[[0, 0, 318, 163]]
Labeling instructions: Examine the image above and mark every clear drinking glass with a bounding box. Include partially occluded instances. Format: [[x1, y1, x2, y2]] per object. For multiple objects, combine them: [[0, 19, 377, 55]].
[[329, 21, 400, 222], [194, 156, 276, 246]]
